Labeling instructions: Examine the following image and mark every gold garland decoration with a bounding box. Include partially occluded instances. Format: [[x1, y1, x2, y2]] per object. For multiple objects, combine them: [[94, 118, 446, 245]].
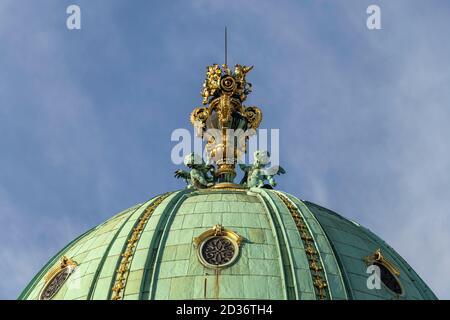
[[276, 192, 330, 300], [111, 193, 171, 300]]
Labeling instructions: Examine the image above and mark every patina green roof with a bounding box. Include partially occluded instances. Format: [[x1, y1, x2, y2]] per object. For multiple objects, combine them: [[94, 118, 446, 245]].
[[19, 188, 437, 300]]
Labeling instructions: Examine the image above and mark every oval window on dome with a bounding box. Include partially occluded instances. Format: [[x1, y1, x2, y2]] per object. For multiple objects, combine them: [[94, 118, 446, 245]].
[[39, 256, 77, 300], [374, 262, 403, 295], [40, 266, 72, 300], [364, 249, 403, 296]]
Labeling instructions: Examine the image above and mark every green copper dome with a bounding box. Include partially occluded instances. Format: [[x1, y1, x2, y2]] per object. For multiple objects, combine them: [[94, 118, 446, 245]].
[[19, 62, 437, 300], [19, 188, 437, 300]]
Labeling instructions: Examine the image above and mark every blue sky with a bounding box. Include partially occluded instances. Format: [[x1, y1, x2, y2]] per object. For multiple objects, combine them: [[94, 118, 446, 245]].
[[1, 0, 449, 299]]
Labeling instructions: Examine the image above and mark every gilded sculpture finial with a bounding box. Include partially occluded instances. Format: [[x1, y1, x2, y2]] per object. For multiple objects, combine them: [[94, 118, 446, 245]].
[[199, 63, 254, 105], [173, 36, 288, 190], [187, 62, 262, 187], [174, 60, 289, 190]]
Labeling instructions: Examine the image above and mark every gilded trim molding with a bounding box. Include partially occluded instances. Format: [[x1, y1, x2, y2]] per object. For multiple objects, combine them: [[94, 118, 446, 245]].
[[364, 248, 400, 276], [111, 193, 171, 300], [276, 192, 330, 300], [193, 224, 243, 247]]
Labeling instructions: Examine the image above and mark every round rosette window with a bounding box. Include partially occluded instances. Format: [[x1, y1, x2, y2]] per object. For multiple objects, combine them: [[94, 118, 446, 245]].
[[200, 236, 239, 268], [193, 225, 243, 269]]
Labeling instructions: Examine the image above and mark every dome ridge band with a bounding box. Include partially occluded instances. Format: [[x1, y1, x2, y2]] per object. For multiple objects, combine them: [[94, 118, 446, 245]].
[[86, 204, 145, 300], [275, 192, 330, 300], [110, 192, 172, 300], [282, 194, 349, 299], [254, 190, 298, 299], [145, 190, 194, 300]]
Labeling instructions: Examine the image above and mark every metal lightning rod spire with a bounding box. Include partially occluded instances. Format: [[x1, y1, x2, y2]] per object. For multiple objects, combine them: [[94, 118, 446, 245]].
[[225, 26, 228, 66]]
